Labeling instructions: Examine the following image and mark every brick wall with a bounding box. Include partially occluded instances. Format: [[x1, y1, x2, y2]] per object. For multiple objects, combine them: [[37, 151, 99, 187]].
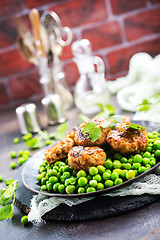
[[0, 0, 160, 111]]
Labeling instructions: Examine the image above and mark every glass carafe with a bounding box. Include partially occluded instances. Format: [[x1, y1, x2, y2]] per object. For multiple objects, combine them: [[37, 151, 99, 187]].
[[72, 39, 110, 115]]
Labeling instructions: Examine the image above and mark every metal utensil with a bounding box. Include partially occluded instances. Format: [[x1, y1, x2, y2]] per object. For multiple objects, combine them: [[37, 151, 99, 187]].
[[16, 103, 41, 134]]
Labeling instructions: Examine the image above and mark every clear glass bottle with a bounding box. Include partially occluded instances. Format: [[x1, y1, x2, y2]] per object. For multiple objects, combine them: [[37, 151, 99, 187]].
[[72, 39, 110, 115]]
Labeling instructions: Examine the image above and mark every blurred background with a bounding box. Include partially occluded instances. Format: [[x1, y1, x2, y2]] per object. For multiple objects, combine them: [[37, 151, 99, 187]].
[[0, 0, 160, 112]]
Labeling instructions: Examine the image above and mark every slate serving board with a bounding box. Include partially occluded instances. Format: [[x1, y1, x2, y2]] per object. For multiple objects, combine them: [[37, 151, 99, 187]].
[[15, 165, 160, 221], [15, 120, 160, 221]]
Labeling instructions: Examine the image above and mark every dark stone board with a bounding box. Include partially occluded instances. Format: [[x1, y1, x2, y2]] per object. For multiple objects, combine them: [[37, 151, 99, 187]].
[[15, 165, 160, 221]]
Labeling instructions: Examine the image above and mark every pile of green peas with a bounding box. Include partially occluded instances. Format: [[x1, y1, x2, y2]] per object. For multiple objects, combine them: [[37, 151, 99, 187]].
[[37, 131, 160, 194]]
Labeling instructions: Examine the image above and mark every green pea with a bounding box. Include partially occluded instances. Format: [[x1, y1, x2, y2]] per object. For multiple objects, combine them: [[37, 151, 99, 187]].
[[63, 166, 72, 173], [77, 170, 87, 178], [0, 175, 3, 182], [72, 170, 78, 176], [48, 169, 57, 177], [104, 180, 114, 188], [133, 154, 142, 163], [93, 174, 102, 182], [45, 140, 52, 146], [105, 169, 111, 174], [41, 177, 47, 185], [41, 185, 47, 191], [111, 172, 119, 181], [113, 152, 122, 160], [154, 150, 160, 159], [65, 179, 70, 186], [78, 187, 85, 194], [145, 164, 151, 170], [22, 133, 32, 141], [120, 157, 128, 163], [124, 163, 131, 170], [115, 178, 123, 185], [89, 167, 98, 176], [121, 163, 126, 169], [63, 172, 70, 180], [128, 158, 133, 164], [13, 137, 20, 144], [58, 184, 65, 193], [47, 183, 53, 192], [57, 172, 61, 179], [60, 176, 65, 183], [143, 151, 151, 158], [49, 176, 58, 184], [142, 158, 150, 165], [66, 185, 76, 194], [53, 183, 61, 192], [103, 172, 111, 181], [18, 150, 24, 157], [134, 170, 138, 176], [37, 174, 43, 183], [147, 132, 154, 139], [113, 169, 122, 175], [132, 163, 141, 170], [86, 187, 96, 193], [120, 170, 127, 179], [152, 140, 160, 150], [21, 215, 28, 225], [126, 170, 135, 180], [87, 175, 92, 181], [39, 167, 45, 173], [104, 160, 113, 169], [23, 150, 31, 157], [10, 151, 16, 158], [96, 183, 104, 190], [138, 166, 147, 174], [65, 158, 68, 164], [10, 162, 17, 169], [113, 160, 121, 169], [69, 177, 77, 185], [89, 180, 97, 188], [53, 166, 59, 171], [150, 159, 156, 167], [97, 165, 106, 175], [78, 177, 88, 187], [145, 146, 152, 152]]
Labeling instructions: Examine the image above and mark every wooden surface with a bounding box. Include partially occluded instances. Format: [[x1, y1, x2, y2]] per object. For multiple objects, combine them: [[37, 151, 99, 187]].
[[0, 102, 160, 240]]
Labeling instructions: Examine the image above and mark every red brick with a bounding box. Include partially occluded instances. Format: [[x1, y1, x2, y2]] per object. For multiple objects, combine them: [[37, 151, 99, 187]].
[[61, 33, 78, 60], [125, 8, 160, 41], [0, 49, 34, 77], [0, 18, 19, 49], [82, 21, 122, 51], [150, 0, 160, 4], [110, 0, 147, 15], [63, 61, 79, 86], [0, 0, 24, 18], [9, 70, 42, 100], [49, 0, 108, 28], [107, 37, 160, 74], [0, 82, 9, 105], [25, 0, 60, 8]]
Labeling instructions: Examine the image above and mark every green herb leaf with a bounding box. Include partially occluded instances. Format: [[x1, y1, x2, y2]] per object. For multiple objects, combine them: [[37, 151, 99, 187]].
[[38, 130, 50, 140], [89, 127, 101, 143], [54, 132, 65, 141], [95, 104, 115, 120], [83, 122, 97, 134], [4, 179, 15, 186], [113, 115, 124, 123], [109, 122, 117, 130], [25, 138, 43, 149], [96, 103, 105, 111], [0, 202, 14, 221], [138, 99, 150, 106], [78, 114, 90, 123], [106, 104, 115, 115], [57, 122, 67, 133], [0, 185, 14, 206], [101, 121, 109, 129], [125, 124, 146, 131], [139, 105, 151, 112]]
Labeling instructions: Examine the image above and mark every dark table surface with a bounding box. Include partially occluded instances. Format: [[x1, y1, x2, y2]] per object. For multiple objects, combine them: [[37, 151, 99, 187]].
[[0, 101, 160, 240]]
